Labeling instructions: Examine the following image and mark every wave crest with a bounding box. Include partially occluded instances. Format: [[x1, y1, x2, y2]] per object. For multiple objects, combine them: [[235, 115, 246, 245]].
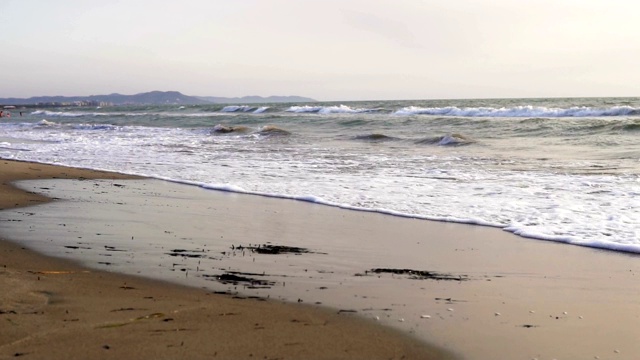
[[352, 133, 399, 142], [37, 119, 58, 126], [211, 124, 250, 134], [31, 110, 84, 117], [395, 105, 640, 117], [286, 105, 383, 114], [416, 134, 475, 146], [257, 125, 291, 136]]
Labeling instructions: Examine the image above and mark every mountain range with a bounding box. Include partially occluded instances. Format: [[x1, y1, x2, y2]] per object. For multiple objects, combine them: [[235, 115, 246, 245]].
[[0, 91, 316, 106], [197, 95, 316, 104]]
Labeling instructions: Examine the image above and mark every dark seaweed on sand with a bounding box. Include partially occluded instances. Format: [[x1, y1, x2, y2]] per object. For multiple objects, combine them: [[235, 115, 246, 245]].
[[252, 245, 309, 255], [233, 244, 325, 255], [203, 272, 275, 287], [367, 268, 469, 281], [166, 249, 206, 258]]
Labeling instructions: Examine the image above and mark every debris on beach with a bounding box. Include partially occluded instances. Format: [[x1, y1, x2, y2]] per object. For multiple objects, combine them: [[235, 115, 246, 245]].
[[104, 245, 127, 252], [362, 268, 469, 281], [434, 297, 466, 304], [166, 249, 207, 258], [337, 309, 358, 314], [251, 244, 308, 255], [202, 271, 275, 288], [231, 243, 325, 255]]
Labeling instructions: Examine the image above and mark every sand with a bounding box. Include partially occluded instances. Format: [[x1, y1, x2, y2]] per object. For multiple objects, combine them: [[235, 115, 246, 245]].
[[0, 160, 452, 360], [2, 159, 640, 360]]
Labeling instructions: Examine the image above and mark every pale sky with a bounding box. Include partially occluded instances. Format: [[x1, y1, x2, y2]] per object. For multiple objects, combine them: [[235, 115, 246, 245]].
[[2, 0, 639, 101]]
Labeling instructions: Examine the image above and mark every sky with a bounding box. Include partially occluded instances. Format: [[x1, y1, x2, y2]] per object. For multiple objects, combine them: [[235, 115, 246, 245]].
[[2, 0, 640, 101]]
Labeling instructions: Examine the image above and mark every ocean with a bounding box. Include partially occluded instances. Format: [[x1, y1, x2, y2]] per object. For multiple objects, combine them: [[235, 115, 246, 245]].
[[1, 97, 639, 253]]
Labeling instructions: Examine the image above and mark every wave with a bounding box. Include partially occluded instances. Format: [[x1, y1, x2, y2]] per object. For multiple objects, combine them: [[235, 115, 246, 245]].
[[36, 119, 118, 131], [566, 119, 640, 135], [416, 134, 475, 146], [219, 105, 271, 114], [31, 110, 86, 117], [619, 122, 640, 131], [71, 124, 119, 131], [257, 125, 290, 136], [31, 110, 149, 117], [0, 144, 31, 151], [37, 119, 58, 126], [394, 105, 640, 117], [351, 133, 399, 142], [31, 110, 240, 119], [338, 119, 371, 127], [211, 124, 251, 134], [221, 105, 255, 112], [286, 105, 384, 114]]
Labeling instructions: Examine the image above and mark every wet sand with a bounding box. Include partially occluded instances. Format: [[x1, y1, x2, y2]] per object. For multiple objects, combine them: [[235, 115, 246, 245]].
[[2, 160, 640, 360], [0, 160, 452, 360]]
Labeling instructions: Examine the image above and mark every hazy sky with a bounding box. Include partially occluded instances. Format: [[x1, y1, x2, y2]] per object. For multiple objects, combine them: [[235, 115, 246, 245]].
[[2, 0, 639, 101]]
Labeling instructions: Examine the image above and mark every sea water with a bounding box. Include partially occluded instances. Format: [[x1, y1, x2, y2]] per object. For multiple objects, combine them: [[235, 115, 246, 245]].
[[1, 97, 639, 253]]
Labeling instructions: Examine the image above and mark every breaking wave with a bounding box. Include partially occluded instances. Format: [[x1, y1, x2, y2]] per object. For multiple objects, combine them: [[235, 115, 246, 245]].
[[256, 125, 291, 136], [394, 105, 640, 117], [416, 134, 475, 146], [219, 105, 270, 114], [211, 124, 251, 134], [286, 105, 384, 114]]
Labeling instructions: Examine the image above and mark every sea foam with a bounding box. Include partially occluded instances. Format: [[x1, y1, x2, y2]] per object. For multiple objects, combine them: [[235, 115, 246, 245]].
[[394, 105, 639, 117]]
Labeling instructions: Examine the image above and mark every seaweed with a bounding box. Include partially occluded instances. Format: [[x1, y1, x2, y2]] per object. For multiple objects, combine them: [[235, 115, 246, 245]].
[[202, 272, 275, 288], [367, 268, 469, 281], [166, 249, 206, 258]]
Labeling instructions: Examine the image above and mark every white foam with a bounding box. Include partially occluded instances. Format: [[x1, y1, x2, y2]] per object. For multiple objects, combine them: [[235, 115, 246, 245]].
[[394, 105, 639, 117], [437, 134, 472, 146], [38, 119, 58, 126], [285, 105, 379, 114], [221, 105, 255, 112], [285, 105, 324, 113], [31, 110, 84, 117]]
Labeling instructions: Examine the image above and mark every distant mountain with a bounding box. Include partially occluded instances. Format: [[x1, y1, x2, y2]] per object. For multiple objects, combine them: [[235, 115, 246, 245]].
[[0, 91, 208, 106], [0, 92, 317, 106], [198, 95, 316, 104]]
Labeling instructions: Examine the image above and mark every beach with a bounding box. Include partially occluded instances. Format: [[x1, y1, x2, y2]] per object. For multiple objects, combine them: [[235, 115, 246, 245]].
[[0, 160, 453, 360], [1, 160, 639, 359]]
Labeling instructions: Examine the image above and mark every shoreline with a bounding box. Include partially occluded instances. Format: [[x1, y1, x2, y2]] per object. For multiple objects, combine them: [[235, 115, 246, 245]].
[[0, 159, 452, 360], [2, 159, 640, 359]]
